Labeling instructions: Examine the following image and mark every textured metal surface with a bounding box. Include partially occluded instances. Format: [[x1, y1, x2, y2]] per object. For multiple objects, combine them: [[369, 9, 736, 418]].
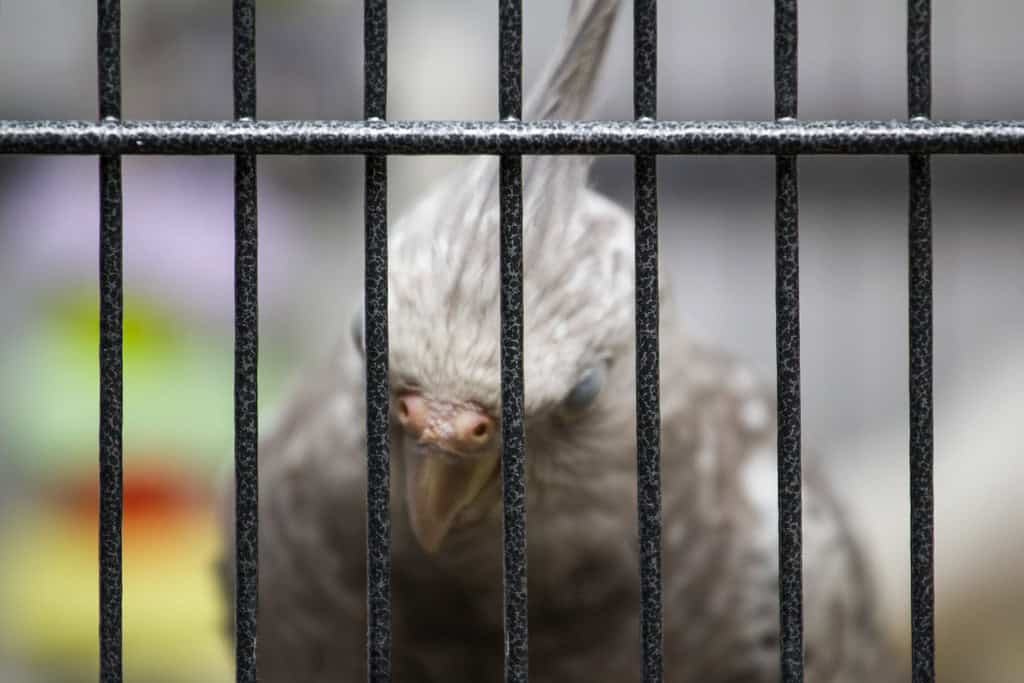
[[908, 2, 935, 682], [499, 155, 528, 683], [633, 0, 657, 123], [364, 1, 392, 681], [98, 154, 123, 683], [908, 153, 934, 683], [97, 1, 123, 681], [633, 2, 663, 683], [774, 156, 802, 683], [908, 0, 932, 121], [498, 4, 528, 682], [4, 119, 1024, 155], [97, 1, 121, 121], [774, 2, 804, 683], [774, 0, 798, 122], [233, 1, 256, 122], [499, 0, 522, 122], [232, 2, 259, 683]]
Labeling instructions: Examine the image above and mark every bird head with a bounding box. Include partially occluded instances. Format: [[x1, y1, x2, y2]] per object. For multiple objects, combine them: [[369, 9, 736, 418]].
[[382, 170, 636, 553], [355, 1, 638, 554]]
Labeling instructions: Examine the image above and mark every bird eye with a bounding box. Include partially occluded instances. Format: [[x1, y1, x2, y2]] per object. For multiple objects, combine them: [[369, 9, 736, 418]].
[[563, 366, 605, 412], [350, 308, 365, 355]]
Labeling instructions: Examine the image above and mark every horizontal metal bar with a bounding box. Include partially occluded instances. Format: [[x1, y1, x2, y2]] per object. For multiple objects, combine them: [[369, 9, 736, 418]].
[[3, 120, 1024, 155]]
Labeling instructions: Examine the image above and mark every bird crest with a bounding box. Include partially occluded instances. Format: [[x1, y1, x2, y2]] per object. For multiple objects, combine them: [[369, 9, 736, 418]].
[[388, 0, 632, 413]]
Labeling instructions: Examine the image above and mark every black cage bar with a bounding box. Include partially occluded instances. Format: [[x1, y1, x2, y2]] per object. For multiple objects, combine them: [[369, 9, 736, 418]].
[[907, 2, 936, 682], [97, 1, 123, 681], [363, 1, 392, 681], [633, 1, 663, 682], [0, 0, 985, 681], [773, 1, 803, 682], [497, 2, 529, 682], [4, 119, 1024, 155], [231, 1, 259, 683]]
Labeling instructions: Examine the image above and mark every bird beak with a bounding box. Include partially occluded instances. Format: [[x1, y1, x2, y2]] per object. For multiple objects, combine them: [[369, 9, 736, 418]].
[[402, 444, 500, 554], [394, 392, 501, 553]]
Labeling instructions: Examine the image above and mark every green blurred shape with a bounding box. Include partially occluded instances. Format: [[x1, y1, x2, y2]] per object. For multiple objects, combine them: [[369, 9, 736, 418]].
[[1, 291, 289, 476]]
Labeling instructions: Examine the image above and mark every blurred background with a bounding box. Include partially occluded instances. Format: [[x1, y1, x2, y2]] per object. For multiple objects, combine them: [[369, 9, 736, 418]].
[[0, 1, 1021, 681]]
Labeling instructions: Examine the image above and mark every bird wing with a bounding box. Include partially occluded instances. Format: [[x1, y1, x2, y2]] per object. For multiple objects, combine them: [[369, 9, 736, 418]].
[[656, 342, 896, 682]]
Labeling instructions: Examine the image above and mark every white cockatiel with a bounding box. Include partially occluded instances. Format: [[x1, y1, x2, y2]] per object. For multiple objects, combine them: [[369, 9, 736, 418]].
[[219, 1, 896, 681]]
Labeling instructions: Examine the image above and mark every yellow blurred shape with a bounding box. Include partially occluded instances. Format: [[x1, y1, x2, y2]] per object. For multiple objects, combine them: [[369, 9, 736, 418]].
[[0, 506, 232, 682]]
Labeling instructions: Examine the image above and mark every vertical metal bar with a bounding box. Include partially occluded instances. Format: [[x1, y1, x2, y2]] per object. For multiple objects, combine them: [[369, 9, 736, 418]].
[[364, 1, 392, 681], [908, 2, 935, 682], [97, 1, 122, 681], [908, 0, 932, 121], [498, 2, 527, 682], [232, 2, 259, 682], [633, 2, 662, 682], [774, 1, 803, 682]]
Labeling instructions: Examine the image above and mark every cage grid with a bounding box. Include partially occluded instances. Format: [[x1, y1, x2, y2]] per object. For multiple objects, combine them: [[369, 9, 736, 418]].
[[5, 0, 1004, 681]]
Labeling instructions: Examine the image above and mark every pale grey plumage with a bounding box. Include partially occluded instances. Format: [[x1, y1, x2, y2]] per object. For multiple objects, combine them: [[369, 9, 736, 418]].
[[218, 1, 895, 681]]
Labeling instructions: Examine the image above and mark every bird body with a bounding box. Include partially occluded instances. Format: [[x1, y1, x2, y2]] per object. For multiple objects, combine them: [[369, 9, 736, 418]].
[[219, 1, 895, 680], [238, 314, 891, 682]]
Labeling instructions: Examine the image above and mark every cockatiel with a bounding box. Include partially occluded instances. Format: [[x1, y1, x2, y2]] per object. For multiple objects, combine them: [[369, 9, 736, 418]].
[[219, 1, 895, 681]]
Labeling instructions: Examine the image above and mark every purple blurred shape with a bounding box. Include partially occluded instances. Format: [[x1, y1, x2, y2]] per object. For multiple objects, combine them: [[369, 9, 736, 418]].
[[0, 156, 310, 326]]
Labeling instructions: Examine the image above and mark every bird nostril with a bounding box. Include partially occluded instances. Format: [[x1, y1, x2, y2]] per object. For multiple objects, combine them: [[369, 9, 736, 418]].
[[472, 422, 489, 439], [398, 397, 411, 422]]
